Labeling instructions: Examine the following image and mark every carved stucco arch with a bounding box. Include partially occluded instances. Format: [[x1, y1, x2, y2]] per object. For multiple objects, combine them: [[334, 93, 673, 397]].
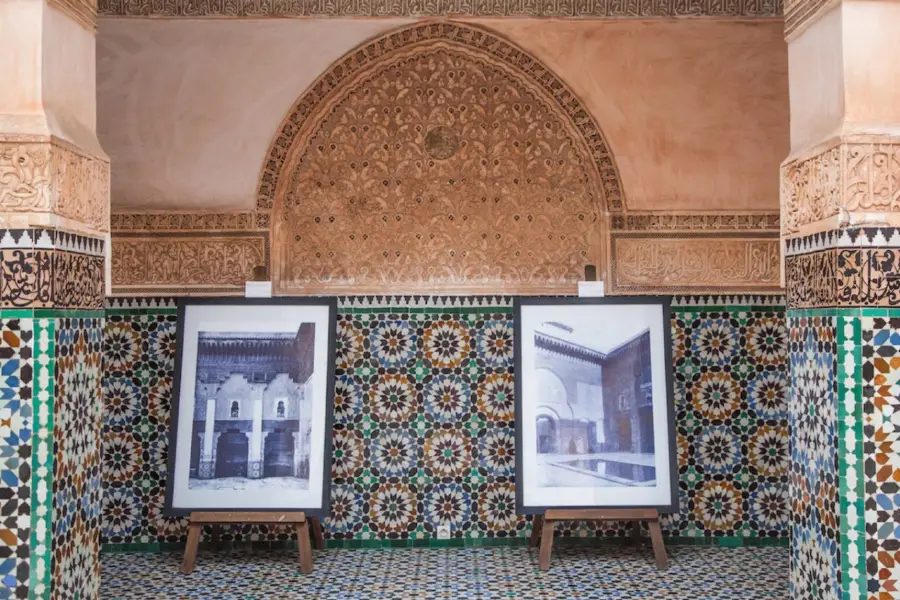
[[259, 21, 625, 294]]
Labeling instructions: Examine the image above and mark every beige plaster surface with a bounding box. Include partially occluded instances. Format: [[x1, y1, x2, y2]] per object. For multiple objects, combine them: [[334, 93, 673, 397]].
[[1, 0, 102, 154], [480, 19, 789, 212], [97, 18, 788, 212], [787, 6, 844, 153], [841, 0, 900, 135], [788, 0, 900, 155], [97, 18, 413, 211]]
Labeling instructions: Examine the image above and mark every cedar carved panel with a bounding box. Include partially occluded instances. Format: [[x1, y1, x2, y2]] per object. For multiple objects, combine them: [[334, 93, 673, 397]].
[[269, 24, 614, 294]]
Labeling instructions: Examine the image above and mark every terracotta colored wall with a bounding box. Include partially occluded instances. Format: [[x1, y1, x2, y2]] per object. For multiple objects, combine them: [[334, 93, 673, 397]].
[[482, 19, 789, 212], [96, 18, 789, 214]]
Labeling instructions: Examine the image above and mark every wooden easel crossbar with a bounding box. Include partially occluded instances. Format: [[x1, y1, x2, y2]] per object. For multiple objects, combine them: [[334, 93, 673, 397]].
[[529, 508, 668, 571], [181, 511, 324, 575]]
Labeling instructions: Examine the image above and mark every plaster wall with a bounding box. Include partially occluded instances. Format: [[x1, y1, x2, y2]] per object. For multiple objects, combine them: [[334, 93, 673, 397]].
[[96, 18, 789, 213], [787, 0, 900, 154], [0, 0, 101, 152], [841, 0, 900, 135]]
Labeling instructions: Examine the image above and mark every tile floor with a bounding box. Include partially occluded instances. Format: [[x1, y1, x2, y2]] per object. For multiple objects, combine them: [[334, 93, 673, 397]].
[[100, 545, 789, 599]]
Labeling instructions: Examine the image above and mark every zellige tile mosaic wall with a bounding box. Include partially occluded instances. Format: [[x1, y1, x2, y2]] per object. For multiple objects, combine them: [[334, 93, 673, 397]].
[[0, 312, 105, 600], [99, 297, 790, 550], [0, 316, 34, 598], [862, 313, 900, 600]]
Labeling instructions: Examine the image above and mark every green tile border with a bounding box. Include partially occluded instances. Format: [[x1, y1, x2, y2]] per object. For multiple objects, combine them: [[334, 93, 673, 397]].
[[0, 309, 35, 318], [102, 535, 788, 555], [32, 309, 105, 319], [29, 317, 55, 600]]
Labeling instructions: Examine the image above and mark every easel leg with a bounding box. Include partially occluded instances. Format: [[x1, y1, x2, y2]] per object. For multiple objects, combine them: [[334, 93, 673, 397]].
[[310, 517, 325, 550], [181, 524, 202, 575], [648, 518, 668, 571], [529, 515, 544, 548], [296, 521, 314, 574], [538, 520, 555, 571], [631, 520, 642, 546]]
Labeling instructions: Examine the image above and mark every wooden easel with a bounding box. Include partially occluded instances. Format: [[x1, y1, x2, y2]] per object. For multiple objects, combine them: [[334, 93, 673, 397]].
[[529, 508, 668, 571], [181, 512, 324, 575]]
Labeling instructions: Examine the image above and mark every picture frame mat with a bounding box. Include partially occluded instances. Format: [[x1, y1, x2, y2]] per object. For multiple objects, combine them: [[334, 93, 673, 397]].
[[164, 297, 337, 517]]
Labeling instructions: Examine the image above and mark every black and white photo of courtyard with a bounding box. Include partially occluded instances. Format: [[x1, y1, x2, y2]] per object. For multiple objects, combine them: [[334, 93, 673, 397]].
[[188, 324, 316, 492], [534, 319, 656, 488]]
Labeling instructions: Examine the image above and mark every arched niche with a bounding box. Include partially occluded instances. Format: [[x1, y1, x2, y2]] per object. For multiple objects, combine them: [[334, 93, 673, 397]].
[[259, 22, 624, 295]]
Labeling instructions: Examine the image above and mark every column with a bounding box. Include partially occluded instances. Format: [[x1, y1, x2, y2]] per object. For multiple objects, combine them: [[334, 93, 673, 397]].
[[199, 398, 216, 478], [781, 3, 900, 599], [248, 386, 264, 479], [0, 1, 109, 598]]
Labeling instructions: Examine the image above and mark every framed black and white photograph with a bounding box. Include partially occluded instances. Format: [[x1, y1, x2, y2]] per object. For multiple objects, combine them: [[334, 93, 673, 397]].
[[165, 298, 337, 516], [514, 297, 677, 513]]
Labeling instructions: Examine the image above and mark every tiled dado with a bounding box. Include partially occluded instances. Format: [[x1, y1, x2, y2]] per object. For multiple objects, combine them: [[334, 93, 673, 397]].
[[860, 310, 900, 600], [0, 229, 105, 310], [99, 295, 789, 551], [0, 310, 104, 600], [784, 228, 900, 310], [786, 308, 900, 600]]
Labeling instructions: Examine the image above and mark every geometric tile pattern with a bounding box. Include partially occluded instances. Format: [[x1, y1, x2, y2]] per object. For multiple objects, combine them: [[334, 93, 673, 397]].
[[862, 313, 900, 600], [99, 545, 790, 599], [51, 315, 104, 599], [671, 308, 790, 539], [788, 313, 841, 600], [100, 299, 791, 548], [0, 315, 34, 599], [100, 312, 183, 545]]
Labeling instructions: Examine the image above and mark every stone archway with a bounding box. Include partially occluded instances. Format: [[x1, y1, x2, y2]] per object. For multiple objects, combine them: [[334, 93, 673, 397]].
[[258, 22, 624, 294]]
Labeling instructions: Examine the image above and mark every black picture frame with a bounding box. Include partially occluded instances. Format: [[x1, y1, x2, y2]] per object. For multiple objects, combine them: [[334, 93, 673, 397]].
[[513, 295, 678, 515], [164, 296, 338, 518]]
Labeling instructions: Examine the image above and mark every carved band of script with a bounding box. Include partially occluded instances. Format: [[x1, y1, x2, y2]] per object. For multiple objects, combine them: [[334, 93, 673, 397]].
[[612, 237, 781, 293], [110, 236, 268, 290], [780, 140, 900, 237], [785, 247, 900, 309]]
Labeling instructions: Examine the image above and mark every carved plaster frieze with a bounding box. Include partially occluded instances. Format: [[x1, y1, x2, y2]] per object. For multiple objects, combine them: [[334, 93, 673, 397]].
[[263, 22, 617, 295], [110, 232, 269, 296], [611, 213, 780, 232], [609, 233, 782, 294], [259, 22, 624, 216], [49, 0, 96, 31], [98, 0, 782, 18], [0, 136, 110, 236], [780, 137, 900, 238], [111, 211, 268, 231]]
